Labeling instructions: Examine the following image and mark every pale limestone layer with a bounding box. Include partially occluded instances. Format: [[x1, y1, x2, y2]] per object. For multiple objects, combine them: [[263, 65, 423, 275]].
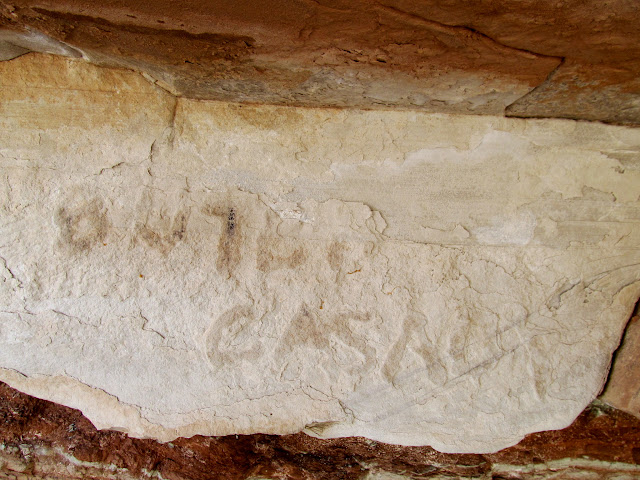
[[1, 54, 640, 453]]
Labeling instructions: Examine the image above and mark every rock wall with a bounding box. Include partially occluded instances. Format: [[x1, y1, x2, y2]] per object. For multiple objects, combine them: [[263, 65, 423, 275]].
[[1, 54, 639, 455]]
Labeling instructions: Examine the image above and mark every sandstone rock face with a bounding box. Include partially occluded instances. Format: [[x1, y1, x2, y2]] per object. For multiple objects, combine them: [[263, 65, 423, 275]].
[[1, 54, 640, 454], [1, 0, 639, 124]]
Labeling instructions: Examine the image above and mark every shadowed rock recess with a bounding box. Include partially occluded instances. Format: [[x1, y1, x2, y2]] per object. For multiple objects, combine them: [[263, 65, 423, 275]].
[[1, 0, 639, 124], [0, 1, 640, 478]]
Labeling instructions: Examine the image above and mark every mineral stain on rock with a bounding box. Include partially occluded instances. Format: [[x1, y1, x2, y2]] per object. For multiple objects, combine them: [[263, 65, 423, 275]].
[[55, 197, 109, 253], [205, 304, 262, 371], [277, 307, 377, 376], [213, 206, 243, 276], [136, 208, 190, 254], [257, 236, 306, 273], [327, 241, 346, 272], [382, 314, 445, 386]]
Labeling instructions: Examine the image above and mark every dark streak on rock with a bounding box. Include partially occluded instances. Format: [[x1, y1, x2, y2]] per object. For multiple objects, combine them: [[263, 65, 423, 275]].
[[172, 210, 188, 241], [227, 208, 236, 236], [30, 8, 256, 55], [375, 4, 562, 63], [204, 205, 242, 276]]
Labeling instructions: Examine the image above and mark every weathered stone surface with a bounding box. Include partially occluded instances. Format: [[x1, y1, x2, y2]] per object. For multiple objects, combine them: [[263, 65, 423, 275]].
[[2, 382, 640, 480], [1, 0, 639, 124], [1, 54, 640, 453]]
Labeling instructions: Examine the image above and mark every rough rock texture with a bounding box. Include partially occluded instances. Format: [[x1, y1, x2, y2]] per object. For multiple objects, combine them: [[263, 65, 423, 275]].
[[2, 382, 640, 480], [601, 307, 640, 419], [1, 53, 639, 454], [0, 0, 639, 124]]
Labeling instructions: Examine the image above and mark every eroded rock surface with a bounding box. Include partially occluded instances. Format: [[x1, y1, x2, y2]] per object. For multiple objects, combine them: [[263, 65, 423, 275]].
[[1, 54, 640, 453], [1, 0, 639, 123]]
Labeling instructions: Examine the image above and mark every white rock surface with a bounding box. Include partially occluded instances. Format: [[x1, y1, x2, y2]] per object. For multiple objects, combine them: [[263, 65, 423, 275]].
[[1, 54, 639, 453]]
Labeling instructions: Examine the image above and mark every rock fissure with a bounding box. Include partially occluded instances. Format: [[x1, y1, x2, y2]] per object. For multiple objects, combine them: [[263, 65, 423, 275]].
[[374, 3, 563, 63]]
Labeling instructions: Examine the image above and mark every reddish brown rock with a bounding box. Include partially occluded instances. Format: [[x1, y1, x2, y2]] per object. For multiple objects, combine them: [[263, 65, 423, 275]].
[[363, 0, 640, 124], [602, 312, 640, 420], [1, 381, 640, 479], [0, 0, 559, 115]]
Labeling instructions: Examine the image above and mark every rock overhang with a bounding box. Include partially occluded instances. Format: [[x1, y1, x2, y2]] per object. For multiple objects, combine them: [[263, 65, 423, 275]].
[[0, 0, 639, 124]]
